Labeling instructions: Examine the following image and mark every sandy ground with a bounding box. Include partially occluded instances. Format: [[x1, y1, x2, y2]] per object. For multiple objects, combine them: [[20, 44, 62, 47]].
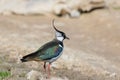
[[0, 8, 120, 80]]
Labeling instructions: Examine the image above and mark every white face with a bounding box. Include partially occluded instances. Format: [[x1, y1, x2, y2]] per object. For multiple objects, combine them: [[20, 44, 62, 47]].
[[57, 36, 64, 41], [56, 31, 64, 41]]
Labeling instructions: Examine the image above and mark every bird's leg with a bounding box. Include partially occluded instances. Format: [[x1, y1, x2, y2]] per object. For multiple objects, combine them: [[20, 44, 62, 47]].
[[43, 62, 46, 72], [47, 63, 51, 78]]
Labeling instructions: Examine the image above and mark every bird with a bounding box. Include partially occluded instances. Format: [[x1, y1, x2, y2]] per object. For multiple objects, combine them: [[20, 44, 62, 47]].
[[20, 19, 69, 78]]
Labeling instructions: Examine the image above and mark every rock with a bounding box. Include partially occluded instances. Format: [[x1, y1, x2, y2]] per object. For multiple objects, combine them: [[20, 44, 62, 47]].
[[26, 70, 69, 80], [0, 0, 54, 15], [70, 9, 81, 18], [105, 0, 120, 8], [49, 77, 69, 80], [53, 0, 105, 17], [0, 0, 106, 17], [26, 70, 42, 80], [109, 73, 117, 78]]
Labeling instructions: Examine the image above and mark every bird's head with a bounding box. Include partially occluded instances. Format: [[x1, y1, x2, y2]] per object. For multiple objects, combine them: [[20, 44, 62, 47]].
[[52, 19, 69, 42]]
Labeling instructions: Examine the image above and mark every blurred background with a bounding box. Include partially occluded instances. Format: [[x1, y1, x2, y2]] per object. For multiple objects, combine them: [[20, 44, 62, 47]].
[[0, 0, 120, 80]]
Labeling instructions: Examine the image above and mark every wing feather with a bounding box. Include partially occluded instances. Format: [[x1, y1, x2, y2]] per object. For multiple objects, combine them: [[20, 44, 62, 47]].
[[21, 40, 63, 62], [39, 45, 63, 60]]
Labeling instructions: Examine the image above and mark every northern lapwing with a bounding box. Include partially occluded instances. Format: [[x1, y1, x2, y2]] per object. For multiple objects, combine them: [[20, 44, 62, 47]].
[[20, 19, 69, 78]]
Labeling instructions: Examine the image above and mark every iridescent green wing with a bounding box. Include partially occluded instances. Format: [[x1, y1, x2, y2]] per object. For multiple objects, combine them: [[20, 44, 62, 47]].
[[39, 44, 63, 60], [25, 40, 63, 61]]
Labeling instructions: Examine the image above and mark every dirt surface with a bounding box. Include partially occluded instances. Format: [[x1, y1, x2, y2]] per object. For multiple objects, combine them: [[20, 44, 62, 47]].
[[0, 8, 120, 80]]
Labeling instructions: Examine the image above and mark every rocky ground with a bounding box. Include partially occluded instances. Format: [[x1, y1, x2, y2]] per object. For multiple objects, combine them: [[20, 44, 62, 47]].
[[0, 8, 120, 80]]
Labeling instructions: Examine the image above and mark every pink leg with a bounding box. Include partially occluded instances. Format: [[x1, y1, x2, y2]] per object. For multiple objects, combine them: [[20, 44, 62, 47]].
[[47, 63, 51, 78]]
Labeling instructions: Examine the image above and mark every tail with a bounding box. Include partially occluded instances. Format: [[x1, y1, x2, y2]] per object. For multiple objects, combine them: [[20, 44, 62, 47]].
[[20, 56, 29, 62], [20, 58, 27, 62], [20, 53, 35, 62]]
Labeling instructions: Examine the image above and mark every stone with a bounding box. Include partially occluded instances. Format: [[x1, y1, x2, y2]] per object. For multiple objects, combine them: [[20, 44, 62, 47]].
[[0, 0, 106, 17], [53, 0, 105, 17], [26, 70, 41, 80], [70, 9, 81, 18]]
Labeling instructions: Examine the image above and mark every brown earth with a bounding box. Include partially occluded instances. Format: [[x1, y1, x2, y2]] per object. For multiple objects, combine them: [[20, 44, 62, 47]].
[[0, 8, 120, 80]]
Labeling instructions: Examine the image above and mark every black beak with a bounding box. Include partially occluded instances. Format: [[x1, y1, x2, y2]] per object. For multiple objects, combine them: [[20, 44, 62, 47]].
[[66, 36, 70, 40]]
